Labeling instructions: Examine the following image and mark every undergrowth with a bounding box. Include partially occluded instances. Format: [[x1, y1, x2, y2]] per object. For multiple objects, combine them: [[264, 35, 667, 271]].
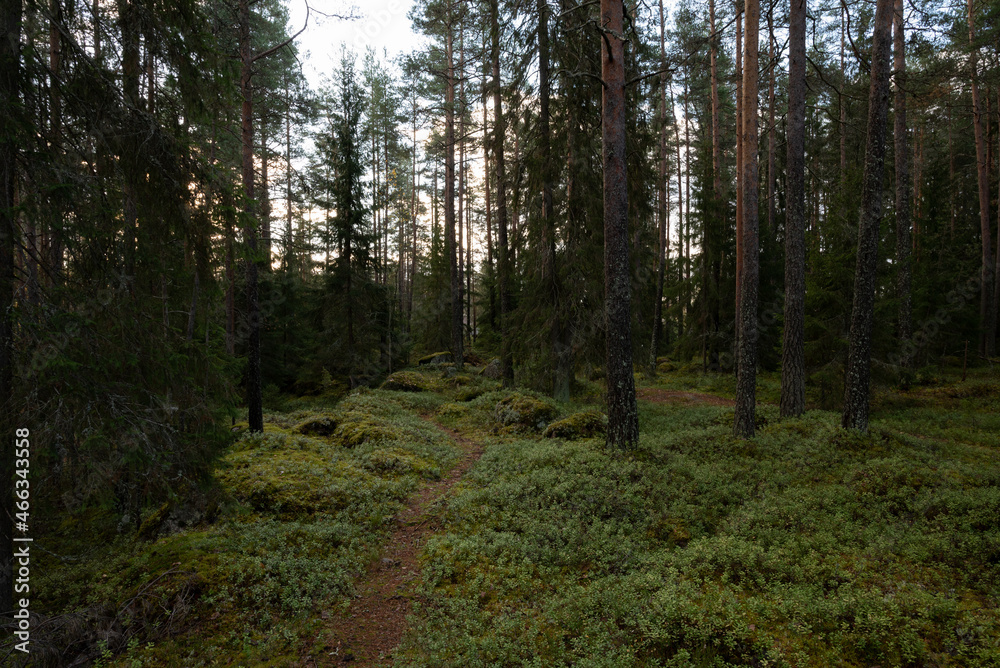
[[20, 374, 461, 667], [397, 368, 1000, 667]]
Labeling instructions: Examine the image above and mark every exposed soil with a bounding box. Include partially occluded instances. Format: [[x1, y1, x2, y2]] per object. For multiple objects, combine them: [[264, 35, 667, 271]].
[[637, 387, 735, 407], [309, 422, 482, 667]]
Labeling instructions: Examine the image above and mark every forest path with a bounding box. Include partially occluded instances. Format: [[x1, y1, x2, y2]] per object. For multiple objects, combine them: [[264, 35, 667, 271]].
[[311, 419, 483, 667], [637, 387, 735, 407]]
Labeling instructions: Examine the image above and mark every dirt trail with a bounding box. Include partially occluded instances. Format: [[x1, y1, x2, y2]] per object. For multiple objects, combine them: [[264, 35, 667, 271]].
[[311, 422, 482, 667], [637, 387, 735, 407]]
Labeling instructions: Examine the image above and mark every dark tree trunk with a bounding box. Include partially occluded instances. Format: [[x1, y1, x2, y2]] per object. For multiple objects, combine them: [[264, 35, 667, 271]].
[[767, 6, 775, 236], [675, 89, 685, 339], [781, 0, 807, 418], [239, 0, 263, 432], [48, 0, 62, 283], [734, 0, 760, 439], [893, 0, 912, 359], [601, 0, 639, 449], [410, 98, 419, 328], [968, 0, 997, 357], [734, 9, 744, 364], [0, 0, 21, 620], [649, 0, 669, 378], [261, 126, 271, 264], [119, 0, 139, 281], [446, 9, 463, 370], [457, 20, 466, 351], [708, 0, 722, 201], [842, 0, 893, 432], [481, 66, 495, 331], [285, 81, 294, 270], [491, 0, 513, 386], [539, 0, 568, 400]]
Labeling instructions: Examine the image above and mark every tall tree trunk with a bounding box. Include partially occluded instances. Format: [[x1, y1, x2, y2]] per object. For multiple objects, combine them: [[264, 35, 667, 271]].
[[0, 0, 22, 620], [285, 80, 294, 270], [735, 8, 744, 358], [491, 0, 513, 386], [734, 0, 760, 439], [649, 0, 670, 378], [481, 62, 495, 331], [767, 5, 775, 236], [684, 78, 696, 358], [949, 101, 955, 239], [261, 125, 271, 266], [709, 0, 722, 201], [996, 95, 1000, 344], [458, 21, 466, 347], [840, 4, 846, 184], [410, 97, 418, 327], [675, 86, 685, 339], [968, 0, 997, 357], [601, 0, 639, 449], [446, 6, 463, 370], [239, 0, 263, 432], [118, 0, 139, 282], [781, 0, 807, 418], [842, 0, 893, 432], [48, 0, 62, 283], [893, 0, 912, 359], [539, 0, 568, 400]]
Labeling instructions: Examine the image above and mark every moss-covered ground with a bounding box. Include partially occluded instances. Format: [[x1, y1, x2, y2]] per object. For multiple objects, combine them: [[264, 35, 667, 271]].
[[18, 364, 1000, 667], [396, 367, 1000, 667]]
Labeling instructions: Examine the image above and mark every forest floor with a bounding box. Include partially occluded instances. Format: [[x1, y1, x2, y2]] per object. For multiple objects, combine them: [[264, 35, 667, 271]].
[[14, 362, 1000, 668], [315, 423, 483, 666]]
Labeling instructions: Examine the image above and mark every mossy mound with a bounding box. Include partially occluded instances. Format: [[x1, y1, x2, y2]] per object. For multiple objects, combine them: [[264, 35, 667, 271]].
[[493, 393, 558, 432], [480, 359, 502, 379], [380, 371, 427, 392], [294, 415, 339, 436], [542, 409, 607, 440], [360, 447, 439, 478], [334, 413, 404, 447], [219, 442, 382, 513], [455, 385, 488, 402], [418, 351, 454, 365], [657, 361, 676, 374]]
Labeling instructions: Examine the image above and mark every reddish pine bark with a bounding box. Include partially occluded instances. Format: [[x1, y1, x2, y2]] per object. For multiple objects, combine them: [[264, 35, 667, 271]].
[[734, 0, 759, 439], [601, 0, 639, 449]]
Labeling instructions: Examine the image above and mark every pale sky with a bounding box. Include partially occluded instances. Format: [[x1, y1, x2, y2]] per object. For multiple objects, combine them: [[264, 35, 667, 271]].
[[286, 0, 426, 89]]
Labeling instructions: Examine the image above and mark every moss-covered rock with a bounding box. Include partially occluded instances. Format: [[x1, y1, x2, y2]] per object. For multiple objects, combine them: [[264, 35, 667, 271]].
[[334, 414, 403, 447], [294, 415, 339, 436], [657, 361, 676, 374], [480, 359, 502, 379], [455, 385, 488, 402], [418, 351, 454, 365], [493, 393, 558, 432], [380, 371, 427, 392], [542, 409, 607, 440], [138, 501, 172, 540]]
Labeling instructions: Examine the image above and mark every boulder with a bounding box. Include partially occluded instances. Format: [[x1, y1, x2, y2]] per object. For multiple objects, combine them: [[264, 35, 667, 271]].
[[542, 410, 608, 440], [480, 358, 502, 379]]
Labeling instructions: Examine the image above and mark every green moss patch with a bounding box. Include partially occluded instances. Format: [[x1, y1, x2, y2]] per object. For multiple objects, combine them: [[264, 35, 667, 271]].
[[381, 370, 428, 392], [493, 392, 558, 432], [293, 414, 339, 436], [418, 351, 454, 365], [542, 409, 607, 440]]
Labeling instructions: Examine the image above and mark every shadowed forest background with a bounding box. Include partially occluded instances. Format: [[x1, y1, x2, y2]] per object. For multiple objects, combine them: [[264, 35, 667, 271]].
[[0, 0, 999, 664]]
